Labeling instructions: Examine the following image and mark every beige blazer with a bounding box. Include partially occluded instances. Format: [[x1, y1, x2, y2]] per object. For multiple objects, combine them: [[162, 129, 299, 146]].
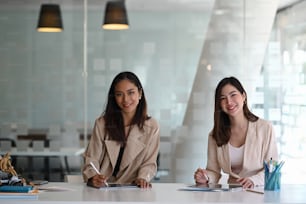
[[206, 118, 278, 186], [82, 116, 160, 184]]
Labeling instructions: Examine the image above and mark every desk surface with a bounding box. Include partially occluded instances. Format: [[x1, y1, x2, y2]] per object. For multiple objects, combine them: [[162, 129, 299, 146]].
[[0, 147, 85, 157], [1, 182, 305, 203]]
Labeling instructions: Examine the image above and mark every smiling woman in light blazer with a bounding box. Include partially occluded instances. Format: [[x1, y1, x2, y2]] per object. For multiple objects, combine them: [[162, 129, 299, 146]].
[[194, 77, 278, 189], [83, 71, 160, 188]]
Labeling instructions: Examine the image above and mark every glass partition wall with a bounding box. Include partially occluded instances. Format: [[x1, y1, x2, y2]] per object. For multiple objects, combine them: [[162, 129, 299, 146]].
[[0, 0, 305, 183], [0, 0, 208, 181], [263, 1, 306, 184]]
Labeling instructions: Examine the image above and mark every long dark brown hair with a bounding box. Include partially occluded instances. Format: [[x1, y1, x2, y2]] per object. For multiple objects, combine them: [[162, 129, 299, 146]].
[[212, 76, 258, 146], [103, 71, 149, 142]]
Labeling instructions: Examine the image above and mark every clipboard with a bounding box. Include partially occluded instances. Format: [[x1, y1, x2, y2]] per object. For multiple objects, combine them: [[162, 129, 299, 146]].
[[99, 183, 138, 189]]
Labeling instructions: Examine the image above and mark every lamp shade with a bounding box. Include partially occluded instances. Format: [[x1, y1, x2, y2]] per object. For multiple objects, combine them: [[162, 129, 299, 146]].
[[37, 4, 63, 32], [102, 1, 129, 30]]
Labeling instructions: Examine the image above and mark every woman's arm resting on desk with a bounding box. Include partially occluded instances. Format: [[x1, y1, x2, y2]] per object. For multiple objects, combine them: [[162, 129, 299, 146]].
[[236, 177, 254, 189], [134, 178, 152, 188]]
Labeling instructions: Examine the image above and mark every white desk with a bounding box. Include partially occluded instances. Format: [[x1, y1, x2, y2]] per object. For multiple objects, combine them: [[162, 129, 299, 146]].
[[1, 182, 305, 203]]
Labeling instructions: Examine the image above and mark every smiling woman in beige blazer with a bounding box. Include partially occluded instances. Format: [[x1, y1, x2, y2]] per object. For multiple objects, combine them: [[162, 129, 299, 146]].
[[194, 77, 278, 189], [83, 71, 160, 188]]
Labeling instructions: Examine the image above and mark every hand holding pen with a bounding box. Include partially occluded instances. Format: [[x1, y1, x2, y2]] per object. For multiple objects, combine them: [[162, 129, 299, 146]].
[[89, 162, 108, 188], [194, 168, 209, 184]]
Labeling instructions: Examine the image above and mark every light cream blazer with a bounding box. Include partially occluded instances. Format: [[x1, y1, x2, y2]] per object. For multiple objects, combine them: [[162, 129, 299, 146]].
[[82, 116, 160, 184], [206, 118, 278, 186]]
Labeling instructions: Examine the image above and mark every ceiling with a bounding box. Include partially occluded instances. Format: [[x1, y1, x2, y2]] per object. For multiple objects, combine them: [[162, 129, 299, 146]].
[[277, 0, 304, 10], [0, 0, 303, 11]]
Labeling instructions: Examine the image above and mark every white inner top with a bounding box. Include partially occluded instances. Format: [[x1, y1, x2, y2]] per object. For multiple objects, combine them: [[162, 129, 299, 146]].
[[229, 143, 245, 174]]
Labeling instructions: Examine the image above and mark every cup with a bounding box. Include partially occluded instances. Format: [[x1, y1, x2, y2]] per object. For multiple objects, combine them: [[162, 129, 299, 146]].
[[264, 171, 281, 191]]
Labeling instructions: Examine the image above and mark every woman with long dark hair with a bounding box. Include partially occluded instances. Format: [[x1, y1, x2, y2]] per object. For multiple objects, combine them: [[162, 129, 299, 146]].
[[194, 76, 278, 188], [83, 71, 160, 188]]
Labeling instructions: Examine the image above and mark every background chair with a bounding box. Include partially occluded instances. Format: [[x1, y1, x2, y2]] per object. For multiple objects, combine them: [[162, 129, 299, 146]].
[[16, 140, 30, 151], [64, 174, 84, 184], [1, 123, 16, 142], [0, 140, 12, 152]]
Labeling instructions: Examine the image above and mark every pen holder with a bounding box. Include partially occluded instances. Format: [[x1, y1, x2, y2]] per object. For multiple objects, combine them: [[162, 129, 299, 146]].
[[264, 171, 281, 191]]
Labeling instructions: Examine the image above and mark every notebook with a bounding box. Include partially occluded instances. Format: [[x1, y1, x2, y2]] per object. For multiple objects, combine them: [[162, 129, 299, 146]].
[[0, 185, 33, 193], [0, 192, 38, 200], [0, 185, 38, 200]]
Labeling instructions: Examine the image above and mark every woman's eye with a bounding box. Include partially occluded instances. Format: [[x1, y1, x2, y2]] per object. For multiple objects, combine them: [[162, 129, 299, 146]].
[[115, 93, 122, 97], [128, 91, 135, 95]]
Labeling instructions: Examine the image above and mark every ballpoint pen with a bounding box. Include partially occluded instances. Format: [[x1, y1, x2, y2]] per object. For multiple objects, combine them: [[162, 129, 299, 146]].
[[204, 173, 209, 182], [269, 158, 274, 173], [246, 188, 264, 194], [89, 162, 108, 187], [197, 167, 209, 182], [199, 167, 209, 182]]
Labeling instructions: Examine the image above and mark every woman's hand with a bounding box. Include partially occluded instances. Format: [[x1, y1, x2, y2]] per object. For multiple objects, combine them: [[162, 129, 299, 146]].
[[236, 177, 254, 189], [135, 178, 152, 188], [88, 174, 108, 188], [194, 168, 209, 184]]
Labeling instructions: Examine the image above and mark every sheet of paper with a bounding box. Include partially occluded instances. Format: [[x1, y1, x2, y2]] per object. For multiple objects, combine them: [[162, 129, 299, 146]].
[[179, 184, 243, 192], [37, 186, 75, 192]]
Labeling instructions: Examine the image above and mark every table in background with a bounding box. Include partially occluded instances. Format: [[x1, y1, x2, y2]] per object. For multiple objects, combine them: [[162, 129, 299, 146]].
[[0, 147, 85, 180], [1, 182, 306, 203]]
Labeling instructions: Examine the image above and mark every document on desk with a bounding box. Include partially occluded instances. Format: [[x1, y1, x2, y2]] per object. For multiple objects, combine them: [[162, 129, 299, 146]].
[[179, 183, 243, 192], [99, 183, 138, 190], [37, 186, 75, 192]]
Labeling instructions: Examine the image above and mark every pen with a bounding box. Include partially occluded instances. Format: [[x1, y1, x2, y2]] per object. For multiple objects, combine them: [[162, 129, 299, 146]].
[[198, 167, 209, 182], [89, 162, 108, 187], [246, 188, 264, 194], [204, 173, 209, 182], [269, 158, 274, 173]]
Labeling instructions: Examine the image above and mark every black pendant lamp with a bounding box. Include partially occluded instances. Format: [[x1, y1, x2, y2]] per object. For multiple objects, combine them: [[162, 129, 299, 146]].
[[102, 1, 129, 30], [37, 4, 63, 32]]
